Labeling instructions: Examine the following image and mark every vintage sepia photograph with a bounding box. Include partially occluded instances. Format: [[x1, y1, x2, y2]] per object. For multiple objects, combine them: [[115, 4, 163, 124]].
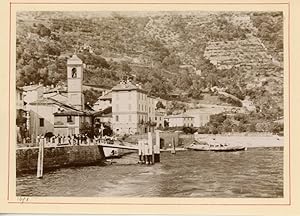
[[15, 10, 285, 198]]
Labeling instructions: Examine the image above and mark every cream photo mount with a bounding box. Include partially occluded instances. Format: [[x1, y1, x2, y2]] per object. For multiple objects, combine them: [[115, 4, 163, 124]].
[[1, 0, 295, 215]]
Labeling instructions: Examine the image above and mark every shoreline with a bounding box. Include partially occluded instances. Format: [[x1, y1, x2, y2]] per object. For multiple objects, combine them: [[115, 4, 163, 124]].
[[193, 134, 284, 148]]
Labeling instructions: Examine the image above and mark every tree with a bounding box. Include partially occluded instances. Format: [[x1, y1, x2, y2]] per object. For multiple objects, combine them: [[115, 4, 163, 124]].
[[103, 125, 113, 136], [183, 127, 197, 134], [80, 122, 94, 138], [156, 101, 165, 109], [36, 24, 51, 37], [83, 89, 102, 105], [222, 118, 234, 133], [248, 123, 257, 132], [164, 120, 169, 128], [197, 126, 209, 134], [272, 122, 284, 134]]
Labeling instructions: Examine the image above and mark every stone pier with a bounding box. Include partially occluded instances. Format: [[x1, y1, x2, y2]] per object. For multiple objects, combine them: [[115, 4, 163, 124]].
[[16, 145, 105, 175]]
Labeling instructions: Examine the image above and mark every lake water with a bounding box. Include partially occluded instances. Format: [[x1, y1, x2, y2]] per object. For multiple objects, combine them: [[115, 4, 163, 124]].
[[16, 147, 283, 198]]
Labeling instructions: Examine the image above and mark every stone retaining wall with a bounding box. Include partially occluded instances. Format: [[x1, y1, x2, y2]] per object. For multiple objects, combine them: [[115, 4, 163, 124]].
[[16, 145, 105, 175]]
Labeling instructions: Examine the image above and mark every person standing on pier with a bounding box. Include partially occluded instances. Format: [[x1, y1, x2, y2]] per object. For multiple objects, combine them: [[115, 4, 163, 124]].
[[57, 134, 62, 145], [68, 135, 71, 145], [76, 134, 78, 144], [36, 134, 40, 146], [81, 134, 84, 145]]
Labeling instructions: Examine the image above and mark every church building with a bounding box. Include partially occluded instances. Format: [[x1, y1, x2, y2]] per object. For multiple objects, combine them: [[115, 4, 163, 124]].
[[53, 54, 93, 136], [27, 54, 93, 142]]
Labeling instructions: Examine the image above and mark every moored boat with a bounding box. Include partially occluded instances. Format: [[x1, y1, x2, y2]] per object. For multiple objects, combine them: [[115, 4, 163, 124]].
[[187, 140, 246, 152]]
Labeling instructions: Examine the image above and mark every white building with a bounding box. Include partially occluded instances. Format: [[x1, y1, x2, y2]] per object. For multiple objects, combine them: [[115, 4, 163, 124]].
[[22, 84, 44, 107], [16, 87, 24, 110], [147, 96, 156, 123], [155, 111, 165, 128], [165, 113, 194, 127], [111, 80, 156, 135], [16, 87, 27, 143], [185, 109, 210, 127], [93, 90, 112, 111]]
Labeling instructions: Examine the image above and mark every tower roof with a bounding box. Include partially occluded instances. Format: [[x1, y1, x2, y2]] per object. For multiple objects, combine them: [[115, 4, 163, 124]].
[[67, 54, 83, 65]]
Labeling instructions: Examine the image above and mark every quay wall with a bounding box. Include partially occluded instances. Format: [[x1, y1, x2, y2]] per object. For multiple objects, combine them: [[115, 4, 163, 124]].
[[16, 145, 105, 175]]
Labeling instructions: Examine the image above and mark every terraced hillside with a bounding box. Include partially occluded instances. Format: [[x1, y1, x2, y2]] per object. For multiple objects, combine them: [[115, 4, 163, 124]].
[[204, 37, 272, 70], [16, 11, 284, 121]]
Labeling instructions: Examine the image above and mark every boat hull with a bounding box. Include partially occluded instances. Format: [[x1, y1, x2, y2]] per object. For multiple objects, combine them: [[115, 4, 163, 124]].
[[187, 147, 246, 152]]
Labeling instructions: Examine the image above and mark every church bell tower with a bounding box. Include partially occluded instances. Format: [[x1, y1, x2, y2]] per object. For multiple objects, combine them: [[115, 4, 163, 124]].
[[67, 54, 84, 110]]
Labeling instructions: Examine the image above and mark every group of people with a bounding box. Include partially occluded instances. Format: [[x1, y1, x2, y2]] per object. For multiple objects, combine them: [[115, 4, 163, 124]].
[[36, 133, 117, 146], [67, 134, 91, 145], [93, 135, 116, 144], [36, 133, 91, 146]]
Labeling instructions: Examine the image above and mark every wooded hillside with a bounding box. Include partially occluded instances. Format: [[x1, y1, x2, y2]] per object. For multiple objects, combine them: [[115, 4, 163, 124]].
[[16, 11, 284, 121]]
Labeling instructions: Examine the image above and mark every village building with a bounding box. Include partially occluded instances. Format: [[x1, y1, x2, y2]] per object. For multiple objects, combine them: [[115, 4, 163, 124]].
[[25, 54, 94, 142], [93, 106, 112, 126], [164, 113, 194, 128], [22, 84, 44, 106], [111, 80, 157, 135], [147, 95, 156, 123], [16, 87, 25, 111], [16, 87, 28, 143], [155, 111, 165, 128], [93, 90, 112, 111], [43, 84, 68, 101], [54, 109, 92, 136], [28, 97, 83, 139], [185, 109, 210, 127], [52, 54, 92, 137]]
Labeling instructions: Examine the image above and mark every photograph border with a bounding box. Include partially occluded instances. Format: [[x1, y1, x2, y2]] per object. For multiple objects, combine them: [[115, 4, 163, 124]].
[[7, 0, 291, 207]]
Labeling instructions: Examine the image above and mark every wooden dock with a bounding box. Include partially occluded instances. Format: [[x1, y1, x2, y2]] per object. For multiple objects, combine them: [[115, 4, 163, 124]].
[[98, 143, 187, 152], [98, 143, 138, 150]]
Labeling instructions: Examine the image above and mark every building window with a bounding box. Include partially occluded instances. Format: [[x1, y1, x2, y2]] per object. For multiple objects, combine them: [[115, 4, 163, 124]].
[[116, 115, 119, 122], [19, 92, 22, 100], [39, 118, 44, 127], [67, 116, 73, 123], [155, 117, 157, 121], [71, 68, 77, 78], [128, 104, 131, 110]]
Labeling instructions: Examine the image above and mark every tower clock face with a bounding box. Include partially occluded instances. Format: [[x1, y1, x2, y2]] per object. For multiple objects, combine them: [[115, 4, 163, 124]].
[[71, 68, 77, 78]]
